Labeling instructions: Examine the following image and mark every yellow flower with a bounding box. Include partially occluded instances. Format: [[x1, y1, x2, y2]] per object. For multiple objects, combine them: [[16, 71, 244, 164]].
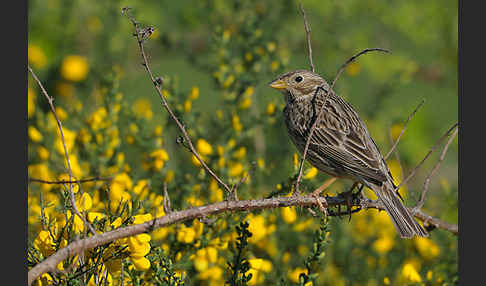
[[233, 147, 246, 159], [177, 224, 197, 244], [239, 97, 252, 110], [61, 55, 89, 82], [33, 230, 56, 257], [228, 162, 244, 177], [189, 86, 200, 100], [88, 107, 108, 131], [247, 214, 275, 243], [414, 237, 440, 260], [232, 115, 242, 133], [281, 207, 297, 224], [373, 235, 394, 254], [223, 74, 235, 88], [184, 100, 192, 112], [402, 262, 422, 283], [87, 212, 106, 223], [390, 123, 403, 142], [54, 127, 76, 155], [287, 267, 307, 283], [271, 61, 280, 72], [131, 257, 151, 271], [267, 42, 276, 52], [28, 87, 36, 118], [28, 44, 47, 69], [132, 98, 153, 120], [265, 102, 276, 115], [150, 149, 170, 170], [304, 167, 318, 179], [28, 126, 43, 142], [154, 125, 163, 136], [293, 153, 299, 169], [132, 214, 153, 225], [197, 139, 213, 156], [383, 277, 390, 285], [37, 146, 50, 160], [346, 62, 361, 76], [248, 258, 273, 285], [76, 193, 93, 212], [165, 170, 175, 183]]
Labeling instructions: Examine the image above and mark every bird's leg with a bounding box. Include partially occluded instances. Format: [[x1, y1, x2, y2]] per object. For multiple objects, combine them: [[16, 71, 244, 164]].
[[311, 177, 337, 215], [338, 182, 361, 222]]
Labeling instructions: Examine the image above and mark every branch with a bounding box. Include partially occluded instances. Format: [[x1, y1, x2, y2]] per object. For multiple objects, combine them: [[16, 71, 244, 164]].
[[384, 99, 425, 160], [27, 191, 458, 284], [331, 48, 390, 89], [122, 8, 232, 194], [397, 122, 458, 190], [299, 3, 314, 73], [415, 126, 458, 210], [28, 66, 97, 236]]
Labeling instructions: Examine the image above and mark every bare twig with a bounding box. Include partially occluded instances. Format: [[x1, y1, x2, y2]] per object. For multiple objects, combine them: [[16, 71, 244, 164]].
[[299, 3, 314, 73], [397, 122, 458, 190], [28, 66, 97, 236], [294, 86, 330, 194], [415, 126, 458, 210], [122, 8, 231, 194], [29, 176, 113, 185], [28, 191, 457, 285], [331, 48, 390, 89], [384, 99, 426, 160]]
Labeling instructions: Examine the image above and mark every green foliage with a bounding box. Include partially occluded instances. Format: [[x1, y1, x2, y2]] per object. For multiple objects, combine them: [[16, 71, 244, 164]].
[[227, 221, 253, 286], [28, 0, 457, 285]]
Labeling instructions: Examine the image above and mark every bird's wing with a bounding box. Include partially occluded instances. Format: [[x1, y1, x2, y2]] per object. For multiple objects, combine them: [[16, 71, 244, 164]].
[[307, 91, 388, 184]]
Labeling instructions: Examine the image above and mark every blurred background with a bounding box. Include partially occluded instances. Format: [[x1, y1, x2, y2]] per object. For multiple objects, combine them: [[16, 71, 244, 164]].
[[28, 0, 457, 285]]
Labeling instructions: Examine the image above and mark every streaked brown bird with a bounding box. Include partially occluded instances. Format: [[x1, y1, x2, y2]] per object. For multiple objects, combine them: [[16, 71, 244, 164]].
[[269, 69, 427, 238]]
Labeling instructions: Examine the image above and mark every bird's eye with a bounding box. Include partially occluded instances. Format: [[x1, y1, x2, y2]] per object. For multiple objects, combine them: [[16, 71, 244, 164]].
[[295, 76, 303, 83]]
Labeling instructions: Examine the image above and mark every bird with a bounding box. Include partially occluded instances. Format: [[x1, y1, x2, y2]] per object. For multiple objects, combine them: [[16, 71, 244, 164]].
[[269, 69, 428, 238]]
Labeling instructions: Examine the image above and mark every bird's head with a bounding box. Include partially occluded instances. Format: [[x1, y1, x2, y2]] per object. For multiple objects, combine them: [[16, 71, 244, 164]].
[[269, 69, 329, 102]]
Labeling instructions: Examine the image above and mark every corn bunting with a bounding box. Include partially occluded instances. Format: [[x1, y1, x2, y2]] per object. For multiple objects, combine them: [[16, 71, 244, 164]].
[[269, 69, 427, 238]]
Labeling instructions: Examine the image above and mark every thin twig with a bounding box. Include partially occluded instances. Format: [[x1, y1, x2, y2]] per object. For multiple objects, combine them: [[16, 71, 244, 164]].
[[397, 122, 458, 190], [29, 176, 113, 185], [28, 66, 97, 236], [415, 127, 458, 210], [331, 48, 390, 89], [299, 3, 314, 73], [384, 99, 426, 160], [294, 86, 330, 194], [122, 8, 231, 194], [27, 191, 458, 285]]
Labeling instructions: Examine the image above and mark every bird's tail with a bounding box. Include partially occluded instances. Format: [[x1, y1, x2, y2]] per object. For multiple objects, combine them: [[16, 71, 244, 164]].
[[371, 181, 428, 238]]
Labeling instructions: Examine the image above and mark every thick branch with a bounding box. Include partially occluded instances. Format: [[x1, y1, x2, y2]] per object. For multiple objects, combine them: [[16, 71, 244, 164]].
[[28, 191, 457, 284]]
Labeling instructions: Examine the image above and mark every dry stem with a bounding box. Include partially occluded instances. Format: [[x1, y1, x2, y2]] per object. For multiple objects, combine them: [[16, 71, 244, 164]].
[[122, 8, 231, 194], [28, 66, 96, 236]]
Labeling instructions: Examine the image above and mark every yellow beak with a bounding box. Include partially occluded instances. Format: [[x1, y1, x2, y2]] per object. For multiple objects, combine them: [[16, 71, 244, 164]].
[[269, 80, 288, 90]]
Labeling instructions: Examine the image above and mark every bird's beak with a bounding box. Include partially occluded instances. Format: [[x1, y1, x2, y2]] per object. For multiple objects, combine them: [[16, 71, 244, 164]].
[[269, 79, 288, 90]]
